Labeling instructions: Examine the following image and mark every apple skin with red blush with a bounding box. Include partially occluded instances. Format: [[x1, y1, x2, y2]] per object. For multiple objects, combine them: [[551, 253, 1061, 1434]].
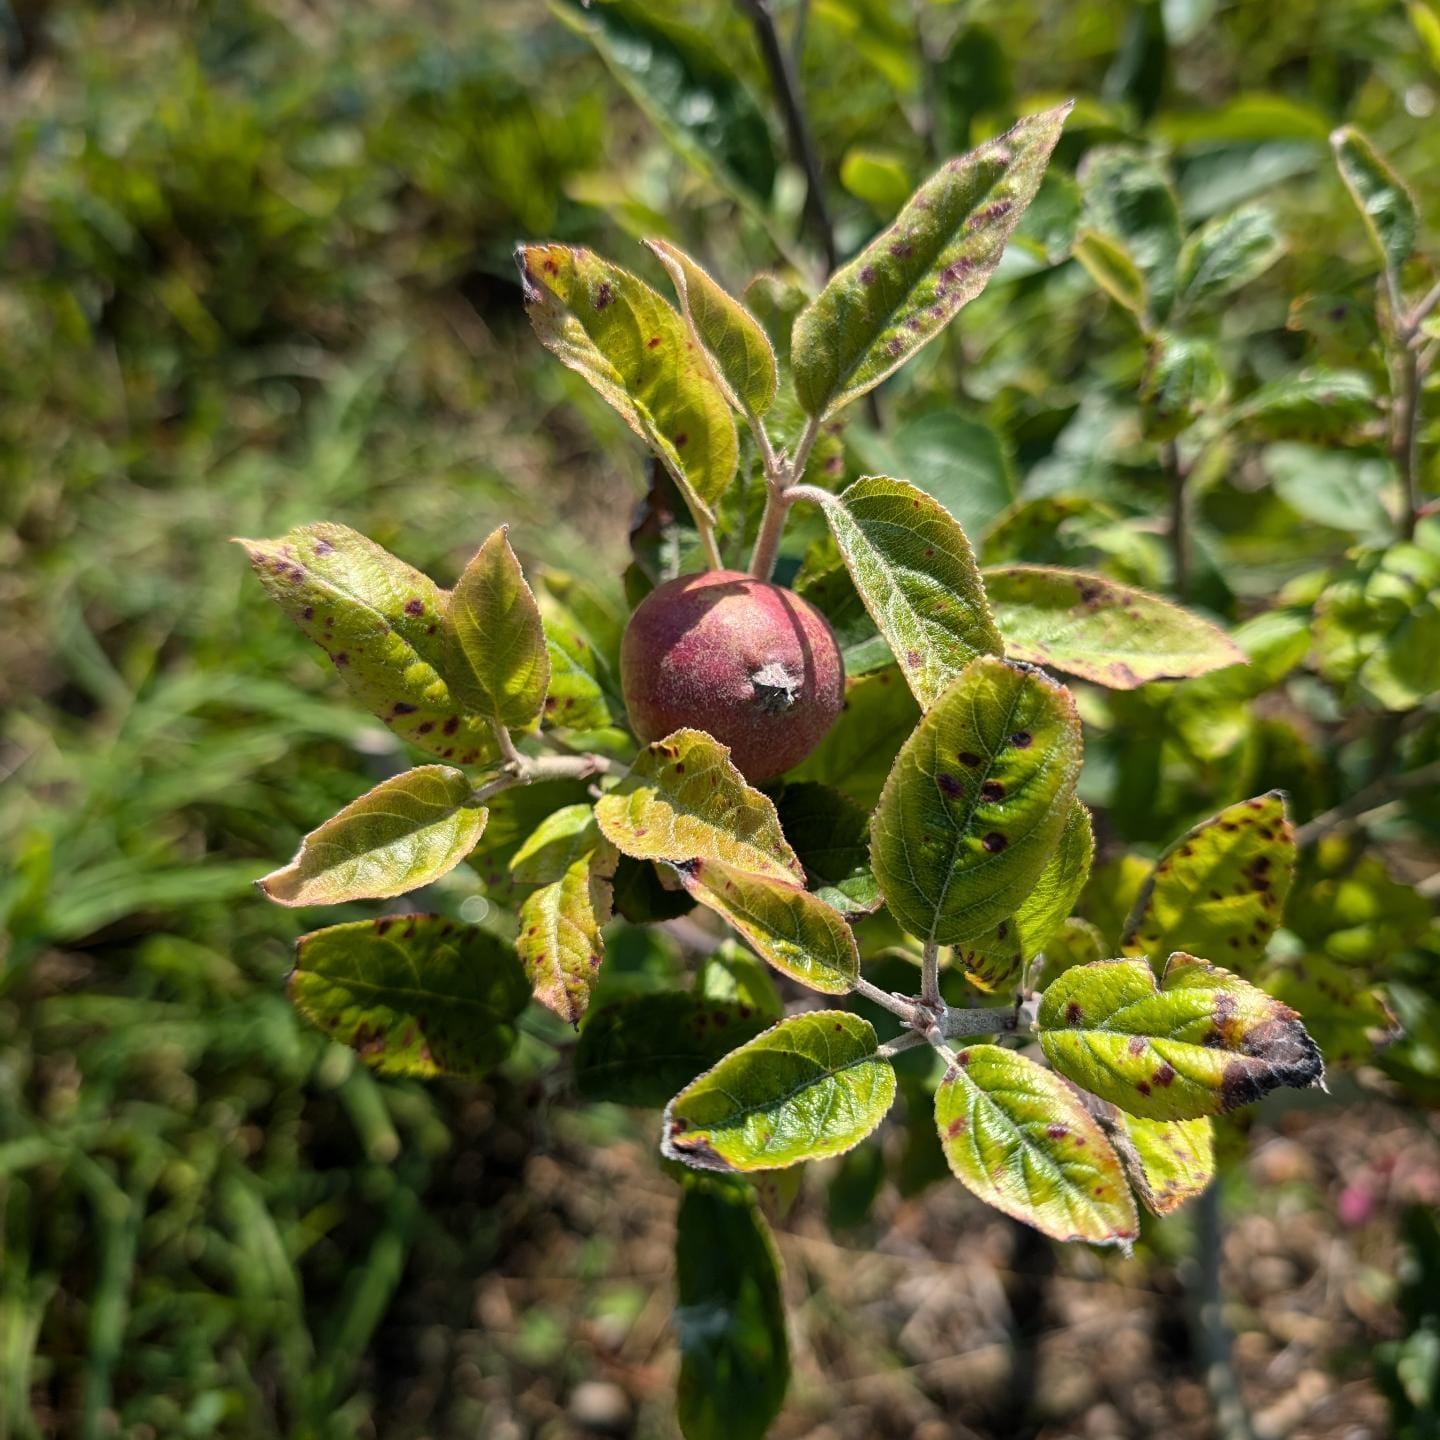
[[620, 570, 845, 783]]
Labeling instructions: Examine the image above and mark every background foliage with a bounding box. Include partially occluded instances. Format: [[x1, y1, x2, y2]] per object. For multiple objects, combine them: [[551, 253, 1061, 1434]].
[[2, 0, 1438, 1436]]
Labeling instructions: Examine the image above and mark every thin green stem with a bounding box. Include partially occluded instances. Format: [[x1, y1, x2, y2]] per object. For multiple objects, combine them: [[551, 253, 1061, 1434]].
[[1395, 343, 1423, 540], [696, 513, 724, 571], [749, 414, 822, 580], [1164, 439, 1189, 599], [489, 719, 526, 769]]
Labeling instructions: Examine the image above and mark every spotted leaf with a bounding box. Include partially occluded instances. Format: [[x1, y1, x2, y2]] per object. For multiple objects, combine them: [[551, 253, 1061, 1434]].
[[237, 524, 492, 763], [518, 243, 738, 522], [517, 834, 616, 1026], [983, 566, 1246, 688], [662, 1012, 896, 1172], [259, 766, 487, 907], [595, 730, 802, 884], [289, 915, 527, 1078], [645, 237, 778, 417], [792, 102, 1072, 420], [1121, 791, 1295, 971], [956, 798, 1093, 991], [871, 656, 1083, 946], [674, 859, 859, 995], [816, 477, 1003, 709], [1093, 1105, 1215, 1215], [1037, 955, 1324, 1121], [445, 527, 550, 735], [935, 1045, 1138, 1247]]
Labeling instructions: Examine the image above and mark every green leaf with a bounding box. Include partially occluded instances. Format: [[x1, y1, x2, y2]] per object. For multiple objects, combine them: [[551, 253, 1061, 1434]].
[[445, 527, 549, 734], [289, 916, 528, 1078], [694, 941, 783, 1024], [509, 804, 599, 884], [983, 566, 1246, 688], [675, 860, 859, 995], [550, 0, 776, 203], [663, 1012, 897, 1172], [1331, 126, 1417, 278], [1141, 333, 1227, 440], [774, 782, 881, 917], [542, 617, 616, 732], [839, 146, 913, 214], [259, 766, 487, 907], [871, 655, 1083, 946], [816, 476, 1002, 709], [1232, 369, 1379, 443], [574, 992, 770, 1106], [1073, 228, 1148, 317], [1037, 955, 1324, 1120], [1043, 917, 1107, 979], [1175, 205, 1284, 313], [517, 835, 615, 1026], [1095, 1107, 1215, 1215], [595, 730, 802, 884], [237, 524, 493, 763], [1259, 955, 1399, 1069], [674, 1177, 789, 1440], [1121, 792, 1296, 971], [934, 1045, 1138, 1246], [646, 238, 778, 418], [957, 799, 1093, 992], [612, 854, 697, 923], [1078, 146, 1183, 320], [1265, 444, 1395, 543], [517, 243, 738, 522], [791, 668, 921, 807], [791, 102, 1073, 420]]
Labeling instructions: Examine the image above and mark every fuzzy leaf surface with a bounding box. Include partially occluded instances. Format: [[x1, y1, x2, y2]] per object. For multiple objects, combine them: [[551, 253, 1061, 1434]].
[[595, 730, 802, 883], [792, 102, 1073, 420], [675, 1177, 790, 1440], [238, 523, 492, 762], [818, 476, 1003, 709], [957, 798, 1093, 991], [1332, 126, 1417, 276], [1038, 955, 1324, 1121], [259, 766, 486, 907], [1121, 791, 1295, 970], [871, 656, 1082, 946], [445, 527, 550, 733], [663, 1012, 896, 1172], [1096, 1106, 1215, 1215], [646, 238, 777, 416], [574, 992, 770, 1107], [518, 243, 738, 521], [676, 860, 860, 994], [935, 1044, 1138, 1246], [289, 916, 527, 1078], [984, 566, 1246, 688]]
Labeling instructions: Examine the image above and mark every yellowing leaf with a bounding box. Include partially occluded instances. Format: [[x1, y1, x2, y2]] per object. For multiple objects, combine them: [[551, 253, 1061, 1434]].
[[238, 524, 492, 763], [792, 102, 1073, 420], [816, 476, 1002, 710], [289, 915, 528, 1078], [663, 1012, 896, 1172], [871, 656, 1083, 946], [983, 566, 1246, 688], [445, 527, 550, 734], [645, 237, 778, 417], [935, 1045, 1138, 1247], [259, 766, 487, 907], [595, 730, 802, 884], [1095, 1106, 1214, 1215], [1038, 955, 1324, 1121], [518, 243, 738, 521], [1121, 791, 1295, 971], [957, 798, 1093, 991], [517, 838, 615, 1026], [676, 859, 859, 995]]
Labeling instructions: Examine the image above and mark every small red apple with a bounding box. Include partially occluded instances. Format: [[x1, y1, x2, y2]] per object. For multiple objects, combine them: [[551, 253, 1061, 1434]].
[[621, 569, 845, 783]]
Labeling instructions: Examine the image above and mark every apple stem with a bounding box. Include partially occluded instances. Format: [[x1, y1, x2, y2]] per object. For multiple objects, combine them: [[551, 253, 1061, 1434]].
[[749, 414, 822, 580], [696, 514, 723, 570]]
